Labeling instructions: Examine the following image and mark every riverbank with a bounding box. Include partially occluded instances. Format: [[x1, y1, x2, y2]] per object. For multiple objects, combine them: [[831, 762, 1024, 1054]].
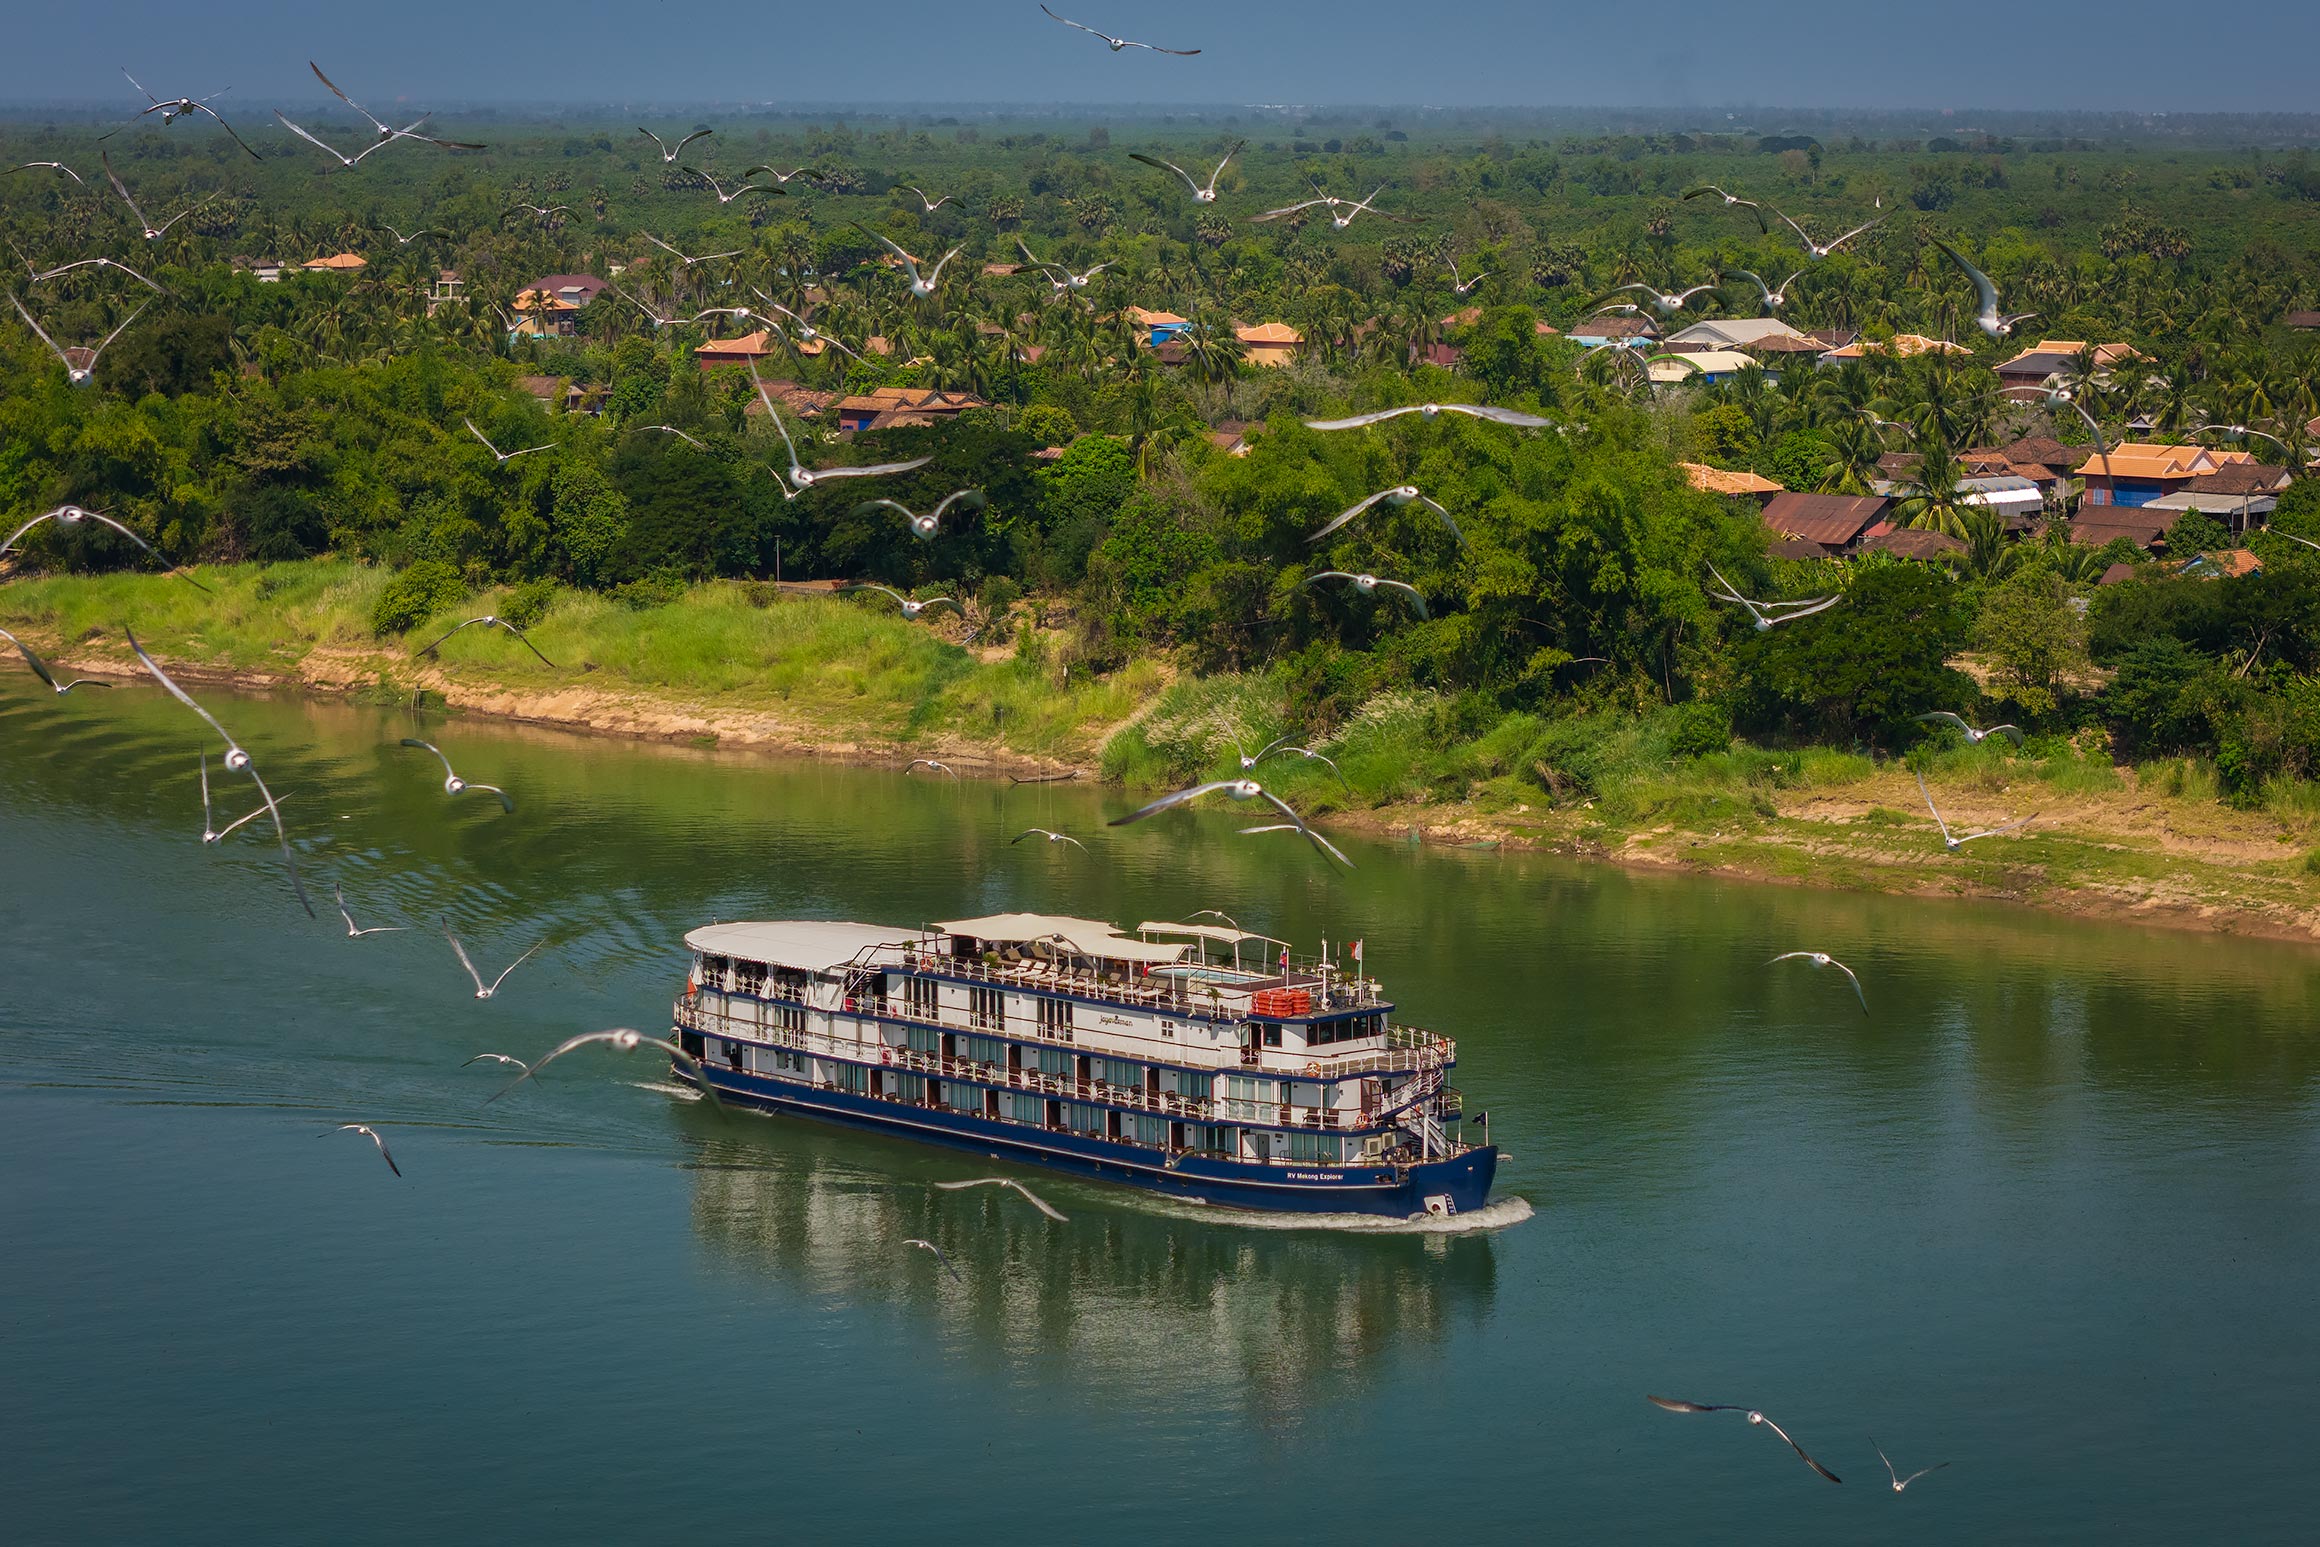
[[6, 560, 2317, 942]]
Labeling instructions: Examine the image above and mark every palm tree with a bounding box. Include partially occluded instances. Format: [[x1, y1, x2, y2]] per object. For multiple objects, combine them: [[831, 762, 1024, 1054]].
[[1816, 416, 1885, 495], [1891, 430, 1977, 538]]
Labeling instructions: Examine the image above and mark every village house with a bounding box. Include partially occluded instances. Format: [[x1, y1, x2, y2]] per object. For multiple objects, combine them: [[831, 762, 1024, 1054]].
[[1234, 321, 1304, 368], [1650, 348, 1754, 385], [1759, 491, 1890, 556], [1818, 333, 1970, 364], [1961, 435, 2084, 507], [1661, 318, 1819, 353], [2142, 461, 2293, 533], [1994, 339, 2141, 401], [1857, 523, 1966, 561], [510, 274, 610, 339], [1680, 463, 1785, 505], [741, 379, 839, 421], [834, 386, 989, 433], [1125, 306, 1190, 346], [2076, 442, 2254, 507], [1566, 315, 1657, 349], [693, 331, 781, 368], [302, 252, 366, 276]]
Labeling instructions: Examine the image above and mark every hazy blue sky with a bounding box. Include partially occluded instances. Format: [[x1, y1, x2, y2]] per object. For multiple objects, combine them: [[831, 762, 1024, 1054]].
[[5, 1, 2313, 112]]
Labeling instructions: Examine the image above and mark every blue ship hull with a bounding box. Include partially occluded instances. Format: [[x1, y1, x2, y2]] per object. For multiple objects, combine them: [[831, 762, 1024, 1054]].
[[695, 1062, 1499, 1219]]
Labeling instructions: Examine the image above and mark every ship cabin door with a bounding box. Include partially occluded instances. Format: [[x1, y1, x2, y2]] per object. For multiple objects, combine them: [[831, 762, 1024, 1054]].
[[1007, 1043, 1023, 1074], [1247, 1130, 1271, 1163], [1145, 1066, 1161, 1101]]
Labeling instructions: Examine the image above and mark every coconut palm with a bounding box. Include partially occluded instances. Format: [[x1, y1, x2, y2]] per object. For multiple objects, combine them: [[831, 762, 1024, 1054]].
[[1891, 431, 1977, 538]]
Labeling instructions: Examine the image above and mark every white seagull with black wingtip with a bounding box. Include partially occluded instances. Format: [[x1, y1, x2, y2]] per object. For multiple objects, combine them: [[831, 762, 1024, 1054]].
[[400, 738, 515, 813], [440, 920, 544, 1000], [1645, 1395, 1841, 1484], [487, 1027, 721, 1110], [1304, 402, 1556, 431], [1914, 771, 2036, 852], [1039, 4, 1200, 54], [1306, 485, 1464, 551], [638, 125, 714, 163], [1128, 140, 1243, 203], [9, 294, 144, 387], [1110, 778, 1351, 867]]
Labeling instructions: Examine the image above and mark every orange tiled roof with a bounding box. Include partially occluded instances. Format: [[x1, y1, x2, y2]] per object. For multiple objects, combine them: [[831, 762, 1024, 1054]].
[[1680, 463, 1784, 496], [2002, 339, 2143, 370], [2074, 442, 2249, 479], [303, 252, 367, 271], [1127, 306, 1188, 327], [1235, 322, 1304, 344], [1821, 333, 1969, 360], [693, 330, 777, 358]]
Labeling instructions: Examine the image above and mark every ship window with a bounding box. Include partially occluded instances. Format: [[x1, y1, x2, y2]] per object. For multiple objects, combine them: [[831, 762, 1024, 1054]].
[[1035, 1046, 1073, 1078], [1129, 1113, 1168, 1147], [832, 1063, 867, 1094], [1036, 996, 1074, 1038], [1176, 1071, 1214, 1102], [962, 1035, 1004, 1067], [1285, 1132, 1343, 1165], [1009, 1092, 1045, 1125], [969, 986, 1005, 1029], [773, 1002, 806, 1034], [902, 975, 940, 1020], [1092, 1057, 1141, 1089], [1184, 1124, 1230, 1157], [1065, 1103, 1106, 1135], [1222, 1076, 1276, 1120], [944, 1081, 983, 1114], [892, 1072, 926, 1103], [903, 1025, 940, 1055]]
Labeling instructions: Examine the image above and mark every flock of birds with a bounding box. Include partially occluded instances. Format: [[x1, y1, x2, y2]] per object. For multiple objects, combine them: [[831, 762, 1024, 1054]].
[[0, 19, 2074, 1485]]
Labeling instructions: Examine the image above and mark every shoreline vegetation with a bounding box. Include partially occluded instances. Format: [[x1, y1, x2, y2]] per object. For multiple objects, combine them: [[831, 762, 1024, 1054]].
[[8, 560, 2317, 944]]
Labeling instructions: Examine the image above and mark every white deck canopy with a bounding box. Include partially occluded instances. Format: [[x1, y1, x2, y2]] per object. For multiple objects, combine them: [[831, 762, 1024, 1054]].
[[686, 921, 930, 973], [935, 912, 1190, 965], [1137, 920, 1290, 950]]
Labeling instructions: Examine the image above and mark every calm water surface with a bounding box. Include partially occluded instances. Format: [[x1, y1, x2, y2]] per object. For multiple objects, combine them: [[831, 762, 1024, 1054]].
[[3, 674, 2317, 1543]]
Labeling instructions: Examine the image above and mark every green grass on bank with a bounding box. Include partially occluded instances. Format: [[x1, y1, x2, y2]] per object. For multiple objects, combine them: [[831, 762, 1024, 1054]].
[[0, 560, 1160, 758]]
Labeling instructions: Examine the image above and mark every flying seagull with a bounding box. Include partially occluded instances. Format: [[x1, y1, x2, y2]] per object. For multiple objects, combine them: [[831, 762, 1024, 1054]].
[[1721, 267, 1805, 314], [898, 185, 954, 213], [1012, 828, 1087, 849], [400, 737, 515, 813], [1916, 711, 2022, 746], [127, 628, 313, 917], [326, 1123, 402, 1177], [934, 1176, 1071, 1221], [1681, 184, 1770, 233], [487, 1027, 720, 1109], [197, 752, 219, 842], [611, 285, 691, 331], [1706, 563, 1840, 631], [99, 152, 215, 240], [1304, 402, 1556, 431], [440, 920, 544, 1000], [1769, 951, 1868, 1016], [906, 758, 960, 778], [334, 884, 406, 938], [1128, 141, 1243, 202], [1254, 744, 1349, 789], [1110, 779, 1351, 867], [0, 502, 208, 591], [904, 1238, 962, 1281], [309, 61, 483, 151], [758, 298, 860, 357], [379, 224, 450, 246], [1587, 281, 1720, 318], [0, 627, 110, 695], [752, 365, 933, 490], [414, 614, 557, 667], [1873, 1438, 1951, 1494], [1306, 485, 1464, 550], [854, 224, 962, 298], [9, 293, 144, 386], [1039, 4, 1200, 54], [109, 67, 263, 160], [2043, 388, 2115, 480], [740, 164, 827, 185], [1914, 771, 2036, 852], [1319, 187, 1413, 230], [642, 231, 743, 269], [849, 490, 987, 542], [1927, 236, 2035, 338], [700, 169, 781, 206], [30, 255, 167, 294], [1771, 206, 1886, 260], [1645, 1396, 1842, 1484], [504, 201, 571, 220], [1303, 570, 1430, 620], [9, 160, 85, 186], [1447, 255, 1493, 296], [463, 418, 555, 465], [210, 792, 289, 844], [838, 583, 964, 621], [638, 425, 708, 449], [638, 125, 714, 162], [461, 1052, 529, 1073], [1017, 239, 1112, 290]]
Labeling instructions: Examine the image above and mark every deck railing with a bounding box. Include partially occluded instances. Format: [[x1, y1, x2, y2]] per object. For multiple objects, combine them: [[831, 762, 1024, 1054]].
[[674, 998, 1460, 1135], [684, 979, 1454, 1077]]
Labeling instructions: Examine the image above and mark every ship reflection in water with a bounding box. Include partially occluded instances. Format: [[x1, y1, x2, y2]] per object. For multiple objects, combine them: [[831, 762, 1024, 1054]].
[[678, 1116, 1517, 1422]]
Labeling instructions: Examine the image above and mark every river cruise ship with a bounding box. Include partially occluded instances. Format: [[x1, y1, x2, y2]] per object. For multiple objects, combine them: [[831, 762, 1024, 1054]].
[[672, 912, 1497, 1217]]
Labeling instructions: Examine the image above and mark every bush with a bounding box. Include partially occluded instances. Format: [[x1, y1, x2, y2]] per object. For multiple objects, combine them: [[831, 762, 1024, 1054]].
[[979, 575, 1022, 616], [610, 572, 688, 611], [743, 580, 781, 609], [499, 578, 559, 630], [1015, 404, 1078, 446], [1669, 700, 1733, 757], [370, 560, 467, 636]]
